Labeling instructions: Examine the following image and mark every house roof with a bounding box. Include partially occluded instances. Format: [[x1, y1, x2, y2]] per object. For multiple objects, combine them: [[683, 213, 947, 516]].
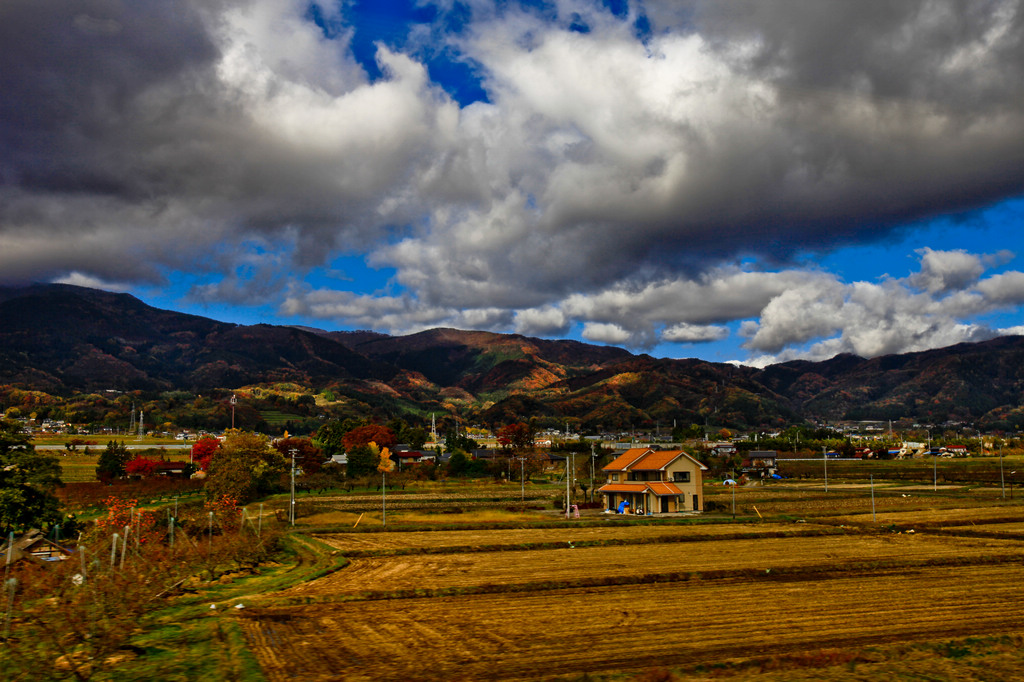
[[629, 450, 679, 470], [602, 448, 653, 471], [648, 482, 687, 495], [0, 529, 72, 563], [598, 481, 686, 496], [634, 449, 708, 472]]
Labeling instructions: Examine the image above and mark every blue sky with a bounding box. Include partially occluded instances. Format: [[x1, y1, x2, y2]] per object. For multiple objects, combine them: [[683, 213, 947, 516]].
[[3, 1, 1024, 366]]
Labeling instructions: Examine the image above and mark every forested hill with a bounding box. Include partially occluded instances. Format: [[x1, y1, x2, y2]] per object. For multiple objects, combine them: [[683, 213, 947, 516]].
[[2, 284, 1024, 430]]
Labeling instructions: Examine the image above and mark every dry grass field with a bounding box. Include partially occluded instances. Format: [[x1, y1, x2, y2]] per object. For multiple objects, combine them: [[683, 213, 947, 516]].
[[232, 489, 1024, 681], [288, 532, 1018, 598], [312, 522, 824, 553], [239, 561, 1024, 681]]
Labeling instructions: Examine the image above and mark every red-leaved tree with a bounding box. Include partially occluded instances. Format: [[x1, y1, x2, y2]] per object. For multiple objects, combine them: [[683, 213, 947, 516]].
[[497, 422, 533, 450], [125, 456, 159, 478], [191, 435, 221, 470], [272, 436, 324, 475], [95, 496, 161, 544], [342, 424, 397, 452]]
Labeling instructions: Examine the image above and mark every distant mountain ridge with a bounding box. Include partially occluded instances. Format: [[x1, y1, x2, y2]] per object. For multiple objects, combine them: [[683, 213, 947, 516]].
[[2, 284, 1024, 429]]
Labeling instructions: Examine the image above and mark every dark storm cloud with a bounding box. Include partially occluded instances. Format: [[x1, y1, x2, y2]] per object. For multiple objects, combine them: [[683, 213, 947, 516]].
[[0, 0, 217, 196], [0, 0, 450, 286]]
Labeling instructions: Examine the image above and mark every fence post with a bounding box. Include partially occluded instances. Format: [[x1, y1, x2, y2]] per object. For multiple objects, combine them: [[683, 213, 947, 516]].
[[110, 533, 119, 568], [2, 578, 16, 641], [3, 531, 13, 585], [120, 526, 130, 570]]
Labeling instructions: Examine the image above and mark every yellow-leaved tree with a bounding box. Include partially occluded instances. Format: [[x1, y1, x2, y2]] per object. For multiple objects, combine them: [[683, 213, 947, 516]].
[[371, 442, 395, 525], [373, 442, 395, 473]]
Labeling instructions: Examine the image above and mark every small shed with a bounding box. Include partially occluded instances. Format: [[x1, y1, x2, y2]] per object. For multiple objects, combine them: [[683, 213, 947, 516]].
[[1, 529, 73, 564]]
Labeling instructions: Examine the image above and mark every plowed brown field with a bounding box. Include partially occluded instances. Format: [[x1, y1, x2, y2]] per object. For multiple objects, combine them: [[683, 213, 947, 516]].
[[239, 562, 1024, 681], [314, 522, 828, 553], [286, 532, 1019, 597]]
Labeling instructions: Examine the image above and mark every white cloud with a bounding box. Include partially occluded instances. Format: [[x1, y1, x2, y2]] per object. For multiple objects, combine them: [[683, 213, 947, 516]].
[[975, 270, 1024, 304], [513, 306, 569, 337], [52, 272, 134, 293], [736, 249, 1024, 364], [910, 248, 986, 294], [662, 323, 729, 343], [581, 322, 634, 345], [4, 0, 1024, 367]]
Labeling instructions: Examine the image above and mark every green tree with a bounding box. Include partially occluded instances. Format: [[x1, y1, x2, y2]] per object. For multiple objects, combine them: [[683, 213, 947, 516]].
[[96, 440, 132, 482], [346, 444, 377, 479], [447, 451, 470, 477], [405, 426, 428, 450], [314, 420, 357, 459], [0, 419, 63, 534], [445, 430, 479, 453], [205, 431, 287, 504]]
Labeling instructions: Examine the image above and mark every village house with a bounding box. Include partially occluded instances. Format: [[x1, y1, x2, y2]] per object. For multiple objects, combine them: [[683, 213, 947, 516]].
[[1, 529, 72, 564], [741, 450, 778, 478], [709, 441, 737, 456], [393, 450, 436, 469], [598, 448, 707, 515]]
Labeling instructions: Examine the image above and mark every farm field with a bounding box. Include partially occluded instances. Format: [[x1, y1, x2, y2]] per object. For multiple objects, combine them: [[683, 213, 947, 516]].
[[829, 505, 1024, 526], [313, 522, 833, 553], [702, 482, 1018, 518], [239, 561, 1024, 681], [286, 531, 1020, 598], [232, 491, 1024, 681]]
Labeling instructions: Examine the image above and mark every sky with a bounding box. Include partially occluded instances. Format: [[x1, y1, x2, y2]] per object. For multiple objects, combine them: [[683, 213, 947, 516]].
[[3, 0, 1024, 367]]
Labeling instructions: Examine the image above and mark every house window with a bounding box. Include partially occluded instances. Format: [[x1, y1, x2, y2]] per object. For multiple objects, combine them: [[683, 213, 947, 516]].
[[611, 473, 619, 482], [673, 471, 690, 483]]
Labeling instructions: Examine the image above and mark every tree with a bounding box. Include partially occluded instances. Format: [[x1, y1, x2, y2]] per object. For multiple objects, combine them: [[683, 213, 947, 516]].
[[445, 430, 479, 453], [447, 451, 470, 477], [272, 436, 324, 475], [405, 426, 428, 450], [205, 431, 287, 504], [125, 456, 159, 478], [191, 435, 221, 471], [0, 419, 63, 534], [497, 423, 533, 450], [314, 419, 362, 459], [496, 422, 534, 479], [96, 440, 131, 482], [346, 444, 377, 479], [342, 424, 397, 452]]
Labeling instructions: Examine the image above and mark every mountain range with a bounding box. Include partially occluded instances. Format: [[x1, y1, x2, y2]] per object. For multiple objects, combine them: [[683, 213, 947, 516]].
[[2, 283, 1024, 431]]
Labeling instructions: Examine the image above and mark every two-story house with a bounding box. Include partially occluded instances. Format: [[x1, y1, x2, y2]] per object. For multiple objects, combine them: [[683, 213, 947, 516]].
[[598, 448, 707, 515]]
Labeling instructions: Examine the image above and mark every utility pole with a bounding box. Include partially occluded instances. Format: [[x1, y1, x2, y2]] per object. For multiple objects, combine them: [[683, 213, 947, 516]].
[[565, 455, 570, 519], [871, 473, 876, 522], [519, 457, 525, 502], [289, 448, 296, 527], [823, 446, 828, 493], [590, 442, 596, 504], [1000, 442, 1005, 499], [230, 394, 237, 430]]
